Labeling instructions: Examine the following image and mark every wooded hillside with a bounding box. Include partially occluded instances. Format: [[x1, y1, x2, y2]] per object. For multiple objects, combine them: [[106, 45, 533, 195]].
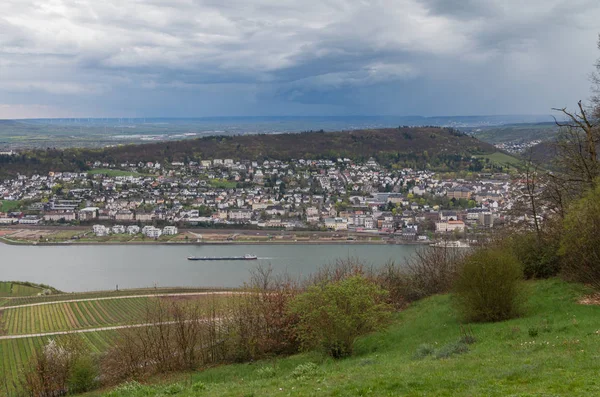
[[0, 127, 504, 178]]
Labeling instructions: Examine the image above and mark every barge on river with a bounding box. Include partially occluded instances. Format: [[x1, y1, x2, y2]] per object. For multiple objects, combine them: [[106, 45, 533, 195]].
[[187, 254, 258, 261]]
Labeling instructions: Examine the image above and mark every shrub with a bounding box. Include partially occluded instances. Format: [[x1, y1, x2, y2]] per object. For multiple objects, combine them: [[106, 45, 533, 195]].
[[528, 327, 539, 338], [68, 355, 98, 393], [19, 335, 90, 397], [412, 343, 435, 360], [559, 184, 600, 290], [508, 231, 560, 279], [290, 362, 321, 380], [454, 247, 526, 323], [289, 276, 392, 358], [403, 246, 466, 300], [434, 341, 469, 359]]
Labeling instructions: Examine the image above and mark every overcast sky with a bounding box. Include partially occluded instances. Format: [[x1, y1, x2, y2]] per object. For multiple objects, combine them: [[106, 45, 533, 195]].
[[1, 0, 599, 118]]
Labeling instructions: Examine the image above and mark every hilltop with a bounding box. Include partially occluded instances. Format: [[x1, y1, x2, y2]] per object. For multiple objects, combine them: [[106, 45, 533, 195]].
[[0, 127, 509, 178]]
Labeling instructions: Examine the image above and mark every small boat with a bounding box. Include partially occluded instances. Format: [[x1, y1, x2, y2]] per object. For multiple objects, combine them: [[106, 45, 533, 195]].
[[187, 254, 258, 261]]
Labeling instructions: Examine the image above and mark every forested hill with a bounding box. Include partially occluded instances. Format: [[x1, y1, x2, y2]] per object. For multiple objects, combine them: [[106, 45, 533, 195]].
[[0, 127, 506, 178]]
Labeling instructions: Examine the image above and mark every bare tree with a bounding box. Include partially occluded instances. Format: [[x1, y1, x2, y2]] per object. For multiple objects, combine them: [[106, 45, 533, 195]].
[[592, 34, 600, 118]]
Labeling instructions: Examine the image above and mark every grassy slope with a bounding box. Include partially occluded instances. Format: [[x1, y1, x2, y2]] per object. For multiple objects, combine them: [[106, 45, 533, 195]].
[[97, 279, 600, 397], [475, 152, 523, 168], [0, 282, 44, 298]]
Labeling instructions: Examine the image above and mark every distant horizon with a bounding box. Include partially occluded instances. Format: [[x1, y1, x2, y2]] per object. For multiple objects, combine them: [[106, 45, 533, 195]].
[[2, 114, 556, 122]]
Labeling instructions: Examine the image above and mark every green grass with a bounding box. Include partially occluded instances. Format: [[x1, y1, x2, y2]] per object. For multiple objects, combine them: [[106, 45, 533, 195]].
[[0, 282, 44, 298], [475, 152, 523, 168], [92, 279, 600, 397], [87, 169, 145, 177], [0, 200, 21, 212], [207, 179, 238, 189]]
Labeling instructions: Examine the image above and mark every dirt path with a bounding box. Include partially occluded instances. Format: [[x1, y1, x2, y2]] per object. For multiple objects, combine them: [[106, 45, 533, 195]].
[[0, 291, 240, 311]]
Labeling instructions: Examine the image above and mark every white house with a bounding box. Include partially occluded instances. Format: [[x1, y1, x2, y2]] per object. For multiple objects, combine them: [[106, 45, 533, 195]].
[[93, 224, 110, 237], [126, 225, 140, 235], [143, 226, 162, 238], [112, 225, 126, 234], [163, 226, 178, 235]]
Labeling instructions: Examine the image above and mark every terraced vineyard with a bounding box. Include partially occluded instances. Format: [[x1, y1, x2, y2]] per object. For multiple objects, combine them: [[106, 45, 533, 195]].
[[1, 297, 150, 335], [0, 286, 225, 307], [0, 286, 233, 395]]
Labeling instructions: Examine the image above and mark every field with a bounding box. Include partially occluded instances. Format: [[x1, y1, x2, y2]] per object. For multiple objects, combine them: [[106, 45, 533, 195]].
[[87, 169, 146, 177], [475, 152, 523, 168], [0, 200, 21, 213], [0, 286, 225, 308], [468, 123, 558, 144], [0, 282, 45, 298], [1, 297, 149, 335], [91, 279, 600, 397], [208, 179, 238, 189]]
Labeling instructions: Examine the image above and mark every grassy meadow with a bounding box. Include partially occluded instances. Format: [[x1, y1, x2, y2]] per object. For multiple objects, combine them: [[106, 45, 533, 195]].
[[89, 279, 600, 397], [0, 200, 21, 213]]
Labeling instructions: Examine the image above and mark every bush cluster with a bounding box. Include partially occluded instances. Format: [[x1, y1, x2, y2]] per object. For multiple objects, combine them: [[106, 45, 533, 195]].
[[453, 247, 525, 323], [559, 183, 600, 290]]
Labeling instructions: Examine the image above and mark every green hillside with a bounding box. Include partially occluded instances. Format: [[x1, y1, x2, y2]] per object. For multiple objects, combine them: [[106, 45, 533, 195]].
[[90, 279, 600, 397], [0, 281, 50, 298]]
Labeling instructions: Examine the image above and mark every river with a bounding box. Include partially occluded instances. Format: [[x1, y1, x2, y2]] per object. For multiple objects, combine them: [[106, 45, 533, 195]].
[[0, 244, 419, 292]]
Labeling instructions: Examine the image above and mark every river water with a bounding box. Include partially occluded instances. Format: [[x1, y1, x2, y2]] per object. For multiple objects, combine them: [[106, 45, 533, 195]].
[[0, 244, 419, 292]]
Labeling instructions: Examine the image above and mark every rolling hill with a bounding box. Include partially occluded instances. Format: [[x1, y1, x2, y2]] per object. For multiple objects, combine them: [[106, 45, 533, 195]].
[[0, 127, 512, 179]]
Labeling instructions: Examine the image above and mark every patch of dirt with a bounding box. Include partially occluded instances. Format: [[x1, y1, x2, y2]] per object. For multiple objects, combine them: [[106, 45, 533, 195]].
[[579, 294, 600, 305]]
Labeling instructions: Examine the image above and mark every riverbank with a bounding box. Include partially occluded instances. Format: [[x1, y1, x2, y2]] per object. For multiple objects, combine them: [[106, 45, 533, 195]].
[[0, 227, 429, 246]]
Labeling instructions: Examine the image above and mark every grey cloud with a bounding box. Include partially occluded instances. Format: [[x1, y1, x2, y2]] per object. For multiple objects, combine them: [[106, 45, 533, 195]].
[[0, 0, 598, 117]]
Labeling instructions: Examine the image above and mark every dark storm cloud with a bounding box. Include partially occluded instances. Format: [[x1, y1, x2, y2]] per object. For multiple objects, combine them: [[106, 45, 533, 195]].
[[0, 0, 598, 117]]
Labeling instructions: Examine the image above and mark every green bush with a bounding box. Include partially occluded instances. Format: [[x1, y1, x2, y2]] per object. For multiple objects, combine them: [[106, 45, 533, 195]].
[[68, 355, 98, 393], [559, 184, 600, 290], [509, 231, 560, 279], [454, 247, 526, 323], [289, 275, 392, 358]]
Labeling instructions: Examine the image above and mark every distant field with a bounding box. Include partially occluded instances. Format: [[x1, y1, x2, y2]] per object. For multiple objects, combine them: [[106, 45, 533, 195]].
[[475, 152, 523, 167], [469, 122, 558, 144]]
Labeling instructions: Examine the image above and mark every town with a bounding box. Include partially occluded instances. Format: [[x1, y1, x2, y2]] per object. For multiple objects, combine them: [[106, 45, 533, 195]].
[[0, 156, 525, 243]]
